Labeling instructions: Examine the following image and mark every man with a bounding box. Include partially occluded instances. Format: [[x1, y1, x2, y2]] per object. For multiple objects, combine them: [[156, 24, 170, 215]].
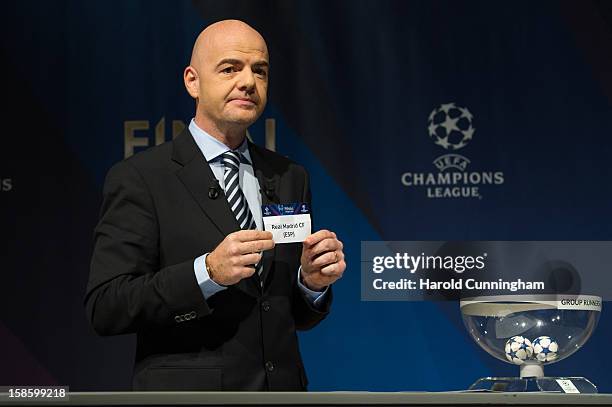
[[85, 20, 345, 391]]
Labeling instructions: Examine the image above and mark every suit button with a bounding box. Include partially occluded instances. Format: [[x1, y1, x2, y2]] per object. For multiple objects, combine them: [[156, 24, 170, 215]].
[[265, 361, 275, 372], [262, 301, 271, 312]]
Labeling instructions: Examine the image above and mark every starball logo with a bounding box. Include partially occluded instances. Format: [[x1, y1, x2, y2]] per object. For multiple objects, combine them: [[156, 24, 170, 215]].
[[401, 103, 504, 199]]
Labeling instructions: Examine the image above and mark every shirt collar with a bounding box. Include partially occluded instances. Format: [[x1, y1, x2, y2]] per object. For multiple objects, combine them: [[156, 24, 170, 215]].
[[188, 118, 252, 164]]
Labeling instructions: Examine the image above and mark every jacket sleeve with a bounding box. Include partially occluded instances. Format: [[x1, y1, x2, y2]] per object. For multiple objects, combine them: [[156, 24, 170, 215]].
[[84, 160, 210, 336], [291, 165, 333, 330]]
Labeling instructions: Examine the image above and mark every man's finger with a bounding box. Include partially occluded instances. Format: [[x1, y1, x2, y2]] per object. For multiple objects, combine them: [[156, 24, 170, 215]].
[[232, 230, 273, 242], [311, 251, 337, 269], [236, 252, 262, 266], [303, 229, 334, 247], [238, 266, 258, 279], [309, 238, 342, 257], [239, 239, 275, 254], [320, 261, 345, 277]]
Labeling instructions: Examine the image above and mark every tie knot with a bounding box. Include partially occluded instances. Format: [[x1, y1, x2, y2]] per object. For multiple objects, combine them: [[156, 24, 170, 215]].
[[222, 151, 241, 170]]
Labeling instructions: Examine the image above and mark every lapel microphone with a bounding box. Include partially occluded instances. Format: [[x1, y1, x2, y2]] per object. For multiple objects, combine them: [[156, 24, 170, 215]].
[[208, 179, 221, 200]]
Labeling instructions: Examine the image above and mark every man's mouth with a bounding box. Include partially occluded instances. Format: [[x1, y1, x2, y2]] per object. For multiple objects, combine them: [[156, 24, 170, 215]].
[[229, 98, 256, 107]]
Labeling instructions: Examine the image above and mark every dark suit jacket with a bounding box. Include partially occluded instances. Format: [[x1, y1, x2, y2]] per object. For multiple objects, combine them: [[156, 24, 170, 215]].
[[85, 128, 331, 391]]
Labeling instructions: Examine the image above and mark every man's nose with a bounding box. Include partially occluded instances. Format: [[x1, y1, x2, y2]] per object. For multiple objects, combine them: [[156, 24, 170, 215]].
[[236, 68, 256, 93]]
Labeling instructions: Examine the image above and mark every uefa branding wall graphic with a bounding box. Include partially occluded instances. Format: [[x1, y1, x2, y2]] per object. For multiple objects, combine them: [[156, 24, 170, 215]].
[[401, 102, 504, 199], [0, 177, 13, 192], [123, 117, 277, 158], [124, 118, 187, 158]]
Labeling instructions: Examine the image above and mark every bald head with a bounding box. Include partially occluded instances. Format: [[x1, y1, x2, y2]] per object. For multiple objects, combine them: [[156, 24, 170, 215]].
[[190, 20, 268, 69], [184, 20, 270, 148]]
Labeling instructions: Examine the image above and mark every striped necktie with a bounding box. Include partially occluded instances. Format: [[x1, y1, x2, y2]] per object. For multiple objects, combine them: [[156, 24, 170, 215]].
[[221, 151, 257, 230]]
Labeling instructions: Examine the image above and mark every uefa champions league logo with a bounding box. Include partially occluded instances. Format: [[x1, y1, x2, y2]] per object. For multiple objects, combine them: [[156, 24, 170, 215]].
[[428, 102, 475, 151], [400, 102, 504, 199], [429, 102, 474, 173]]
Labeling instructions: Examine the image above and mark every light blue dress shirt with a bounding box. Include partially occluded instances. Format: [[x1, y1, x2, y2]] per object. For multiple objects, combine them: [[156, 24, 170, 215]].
[[189, 119, 328, 307]]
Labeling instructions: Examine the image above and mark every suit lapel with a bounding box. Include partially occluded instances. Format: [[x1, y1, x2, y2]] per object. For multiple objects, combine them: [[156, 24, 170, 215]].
[[172, 129, 261, 298], [173, 128, 239, 237]]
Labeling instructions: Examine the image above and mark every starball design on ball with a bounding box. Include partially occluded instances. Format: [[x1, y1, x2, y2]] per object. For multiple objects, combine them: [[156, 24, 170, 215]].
[[504, 336, 534, 365], [532, 336, 559, 362]]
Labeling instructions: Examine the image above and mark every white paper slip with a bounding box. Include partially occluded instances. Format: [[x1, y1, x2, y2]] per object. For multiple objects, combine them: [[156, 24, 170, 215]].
[[261, 203, 311, 244], [263, 213, 311, 243]]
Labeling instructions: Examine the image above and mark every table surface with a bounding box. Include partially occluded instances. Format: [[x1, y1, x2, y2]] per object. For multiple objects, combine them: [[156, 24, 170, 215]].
[[1, 391, 612, 406]]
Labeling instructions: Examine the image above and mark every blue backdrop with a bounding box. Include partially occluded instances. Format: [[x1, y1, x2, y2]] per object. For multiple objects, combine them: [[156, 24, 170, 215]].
[[0, 0, 611, 391]]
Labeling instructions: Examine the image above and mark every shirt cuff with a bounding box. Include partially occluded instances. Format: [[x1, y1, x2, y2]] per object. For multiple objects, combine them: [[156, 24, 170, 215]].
[[297, 266, 328, 308], [194, 253, 227, 300]]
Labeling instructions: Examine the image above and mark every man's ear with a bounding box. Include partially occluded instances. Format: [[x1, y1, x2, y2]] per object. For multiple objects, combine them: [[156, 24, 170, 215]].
[[184, 66, 199, 99]]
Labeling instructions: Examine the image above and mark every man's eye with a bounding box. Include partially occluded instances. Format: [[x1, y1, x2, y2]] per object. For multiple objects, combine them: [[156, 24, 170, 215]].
[[221, 67, 235, 74], [254, 69, 268, 78]]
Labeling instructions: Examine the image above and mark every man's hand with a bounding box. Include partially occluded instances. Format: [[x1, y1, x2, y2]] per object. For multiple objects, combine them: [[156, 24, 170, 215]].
[[206, 230, 275, 286], [300, 230, 346, 291]]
